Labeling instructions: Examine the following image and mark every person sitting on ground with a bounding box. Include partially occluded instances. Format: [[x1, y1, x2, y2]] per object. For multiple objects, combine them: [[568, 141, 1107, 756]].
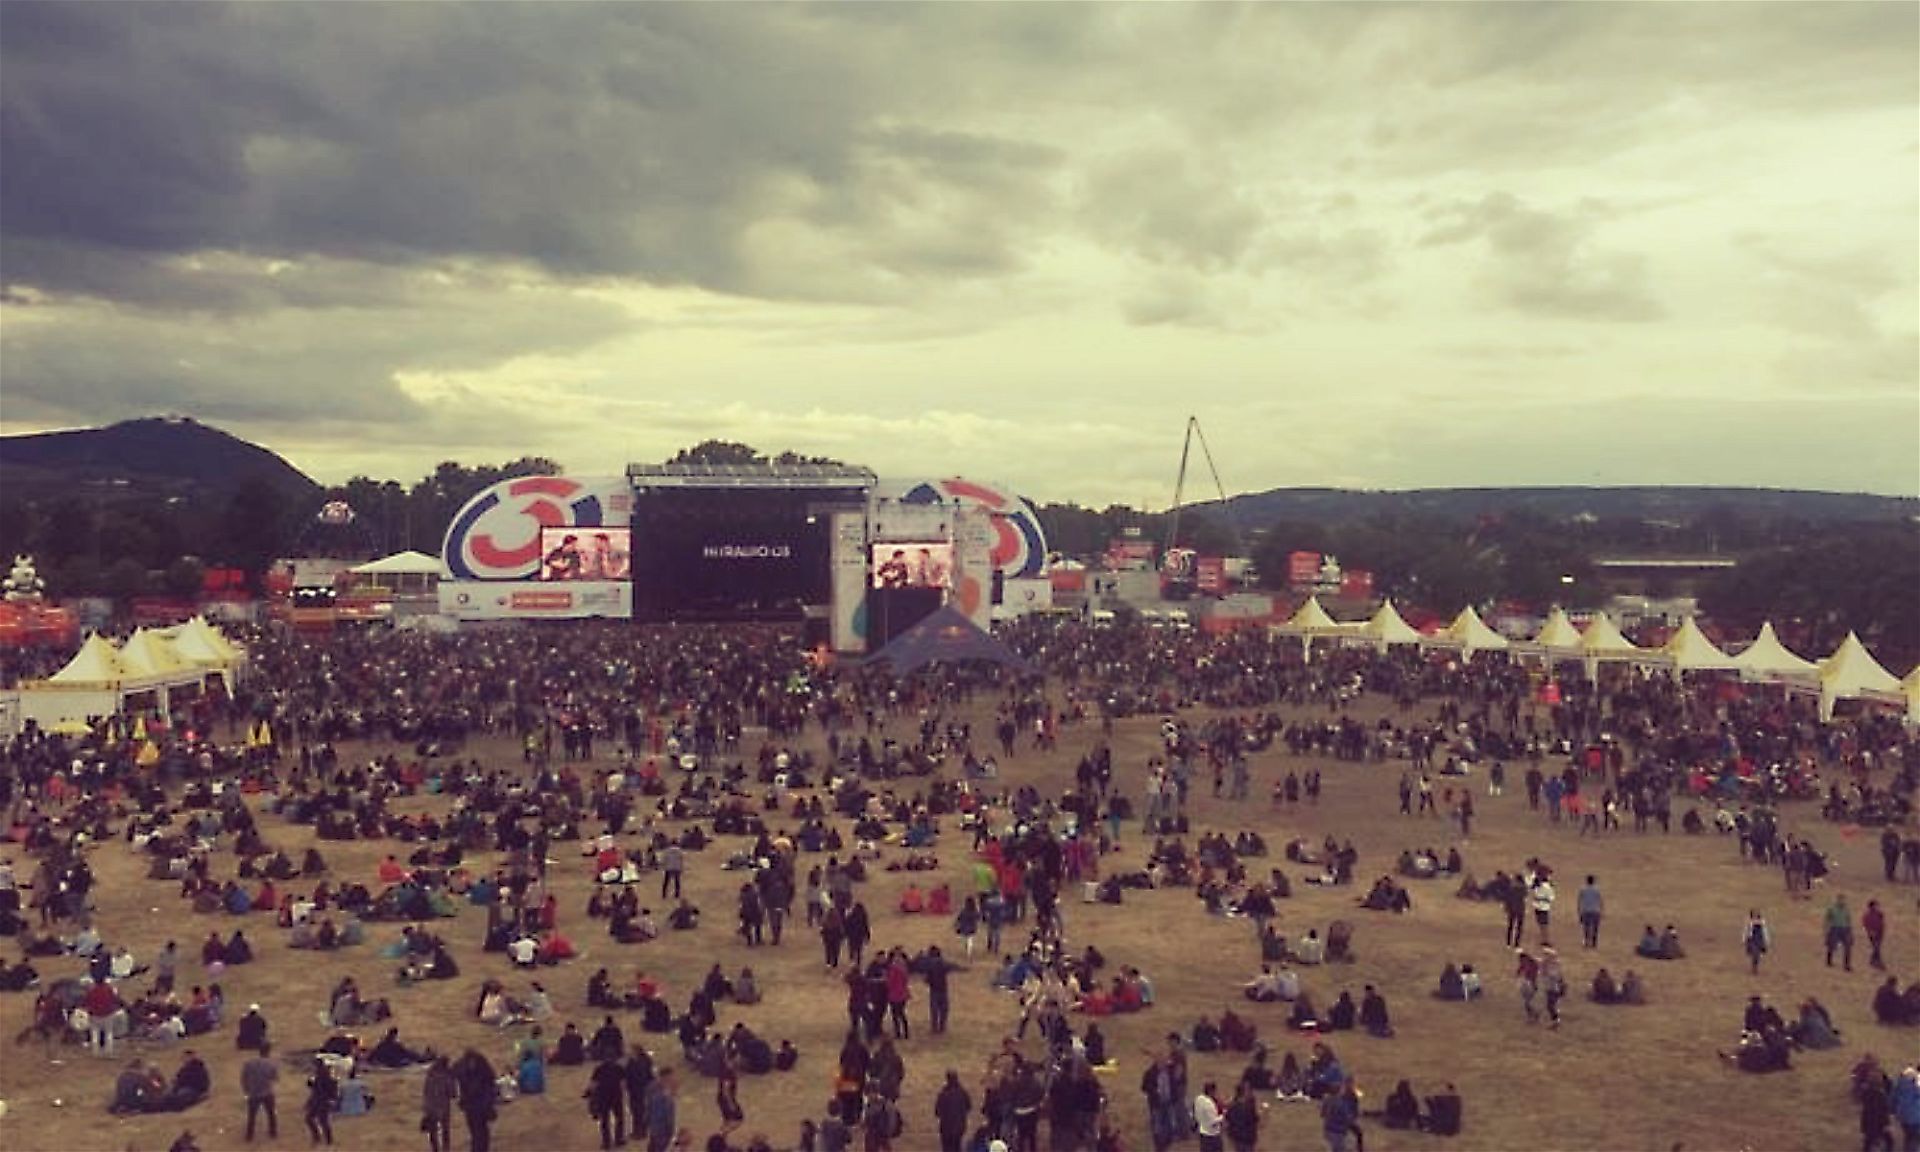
[[1273, 1051, 1307, 1100], [1655, 925, 1685, 959], [1326, 990, 1356, 1032], [549, 1022, 587, 1066], [235, 1004, 269, 1052], [1720, 1026, 1793, 1073], [1424, 1082, 1464, 1136], [1219, 1009, 1257, 1053], [1619, 970, 1646, 1005], [668, 900, 700, 931], [1459, 964, 1483, 1001], [1383, 1079, 1420, 1130], [733, 967, 760, 1006], [1437, 963, 1466, 1002], [1590, 968, 1620, 1005], [1359, 985, 1394, 1037], [367, 1027, 431, 1068], [1792, 998, 1842, 1050], [1243, 965, 1285, 1003], [1294, 930, 1325, 966], [1287, 990, 1322, 1032], [1634, 925, 1661, 958]]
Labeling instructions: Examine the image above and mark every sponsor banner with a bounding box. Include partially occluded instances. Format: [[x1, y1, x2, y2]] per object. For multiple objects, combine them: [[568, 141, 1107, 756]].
[[995, 577, 1054, 619], [1340, 570, 1375, 600], [1194, 556, 1227, 595], [829, 510, 868, 653], [950, 505, 994, 629], [443, 475, 632, 582], [438, 580, 631, 620], [1106, 538, 1155, 571], [1287, 551, 1322, 586]]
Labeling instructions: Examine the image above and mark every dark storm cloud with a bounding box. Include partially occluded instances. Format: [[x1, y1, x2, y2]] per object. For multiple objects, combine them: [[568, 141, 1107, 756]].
[[0, 3, 1066, 307]]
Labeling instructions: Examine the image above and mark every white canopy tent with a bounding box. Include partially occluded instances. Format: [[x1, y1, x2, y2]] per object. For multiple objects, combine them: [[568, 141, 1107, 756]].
[[1730, 622, 1820, 683], [49, 634, 132, 685], [1660, 617, 1736, 674], [1528, 608, 1585, 662], [1903, 665, 1920, 727], [1273, 596, 1353, 660], [1356, 600, 1424, 652], [1429, 606, 1509, 660], [1817, 631, 1904, 721], [1577, 613, 1647, 681]]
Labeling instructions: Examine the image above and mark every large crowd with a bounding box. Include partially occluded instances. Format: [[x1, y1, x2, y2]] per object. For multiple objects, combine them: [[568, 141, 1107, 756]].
[[2, 617, 1918, 1152]]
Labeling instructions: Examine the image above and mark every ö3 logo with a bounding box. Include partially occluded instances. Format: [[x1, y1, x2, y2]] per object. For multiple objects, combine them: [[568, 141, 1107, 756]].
[[444, 476, 606, 580], [900, 478, 1047, 579]]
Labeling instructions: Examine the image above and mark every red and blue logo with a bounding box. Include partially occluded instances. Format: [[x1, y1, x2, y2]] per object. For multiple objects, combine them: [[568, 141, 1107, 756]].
[[443, 476, 607, 581], [900, 478, 1048, 579]]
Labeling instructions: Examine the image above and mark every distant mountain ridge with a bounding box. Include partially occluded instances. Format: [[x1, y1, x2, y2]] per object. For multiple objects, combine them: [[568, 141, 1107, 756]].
[[1201, 485, 1916, 530], [0, 416, 319, 502]]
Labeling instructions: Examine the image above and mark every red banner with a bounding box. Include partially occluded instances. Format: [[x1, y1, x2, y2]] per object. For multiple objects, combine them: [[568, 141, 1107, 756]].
[[1287, 551, 1321, 586]]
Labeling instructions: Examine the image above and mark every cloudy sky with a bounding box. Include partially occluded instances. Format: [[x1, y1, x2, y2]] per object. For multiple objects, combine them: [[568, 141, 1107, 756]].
[[2, 2, 1915, 504]]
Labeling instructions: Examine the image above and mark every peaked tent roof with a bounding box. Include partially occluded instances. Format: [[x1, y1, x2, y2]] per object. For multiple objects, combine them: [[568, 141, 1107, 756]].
[[1436, 607, 1509, 653], [352, 550, 448, 576], [1731, 622, 1819, 679], [1533, 609, 1584, 652], [49, 634, 131, 686], [160, 623, 232, 670], [1359, 601, 1423, 646], [1661, 617, 1735, 672], [1819, 632, 1902, 700], [1904, 664, 1920, 726], [181, 616, 242, 662], [1276, 596, 1348, 635], [1579, 614, 1645, 659], [119, 628, 194, 682], [864, 606, 1036, 676]]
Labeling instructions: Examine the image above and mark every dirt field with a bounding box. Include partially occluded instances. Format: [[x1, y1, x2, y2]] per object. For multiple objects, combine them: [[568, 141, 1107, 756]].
[[1, 693, 1914, 1152]]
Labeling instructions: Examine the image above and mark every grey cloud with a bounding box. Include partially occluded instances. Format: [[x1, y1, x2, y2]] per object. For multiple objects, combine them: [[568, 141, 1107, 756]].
[[1421, 193, 1663, 322]]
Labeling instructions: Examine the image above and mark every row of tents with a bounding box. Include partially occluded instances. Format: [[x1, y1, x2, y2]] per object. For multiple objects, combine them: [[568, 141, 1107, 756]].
[[3, 617, 246, 735], [1274, 597, 1920, 724]]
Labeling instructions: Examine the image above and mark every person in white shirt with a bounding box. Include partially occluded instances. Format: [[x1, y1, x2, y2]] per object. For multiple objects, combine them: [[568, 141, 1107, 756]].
[[1531, 878, 1556, 944], [1193, 1083, 1225, 1152], [508, 935, 538, 968]]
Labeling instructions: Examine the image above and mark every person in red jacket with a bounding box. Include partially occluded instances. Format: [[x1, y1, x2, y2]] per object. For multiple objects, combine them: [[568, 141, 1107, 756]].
[[884, 951, 912, 1039], [1863, 899, 1887, 970]]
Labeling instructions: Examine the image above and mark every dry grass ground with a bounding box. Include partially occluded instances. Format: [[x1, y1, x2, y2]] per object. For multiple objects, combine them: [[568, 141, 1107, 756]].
[[1, 693, 1915, 1152]]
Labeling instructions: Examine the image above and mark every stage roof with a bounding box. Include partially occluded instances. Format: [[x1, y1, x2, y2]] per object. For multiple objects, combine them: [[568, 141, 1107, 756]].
[[627, 462, 878, 490]]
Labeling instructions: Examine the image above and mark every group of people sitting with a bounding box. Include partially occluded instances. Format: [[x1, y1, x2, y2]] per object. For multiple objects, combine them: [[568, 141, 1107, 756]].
[[109, 1052, 210, 1114], [1359, 875, 1413, 913], [1380, 1078, 1465, 1136], [1588, 968, 1648, 1006], [1634, 924, 1686, 961], [1395, 847, 1463, 880], [1870, 977, 1920, 1027]]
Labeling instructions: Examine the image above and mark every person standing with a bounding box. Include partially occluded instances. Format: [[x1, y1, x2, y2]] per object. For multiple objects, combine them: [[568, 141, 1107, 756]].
[[642, 1068, 678, 1152], [1193, 1082, 1225, 1152], [1863, 899, 1887, 970], [661, 845, 684, 901], [1744, 910, 1772, 975], [1502, 881, 1526, 949], [1320, 1078, 1359, 1152], [1530, 875, 1556, 946], [934, 1070, 971, 1152], [1224, 1081, 1262, 1152], [1577, 876, 1604, 950], [455, 1049, 498, 1152], [624, 1048, 655, 1142], [422, 1056, 456, 1152], [1541, 948, 1567, 1030], [241, 1041, 280, 1142], [304, 1059, 339, 1146], [1825, 894, 1855, 972], [589, 1054, 627, 1150]]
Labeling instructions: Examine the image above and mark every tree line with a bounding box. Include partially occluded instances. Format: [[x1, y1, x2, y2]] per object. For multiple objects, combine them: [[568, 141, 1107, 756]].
[[0, 441, 1911, 667]]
